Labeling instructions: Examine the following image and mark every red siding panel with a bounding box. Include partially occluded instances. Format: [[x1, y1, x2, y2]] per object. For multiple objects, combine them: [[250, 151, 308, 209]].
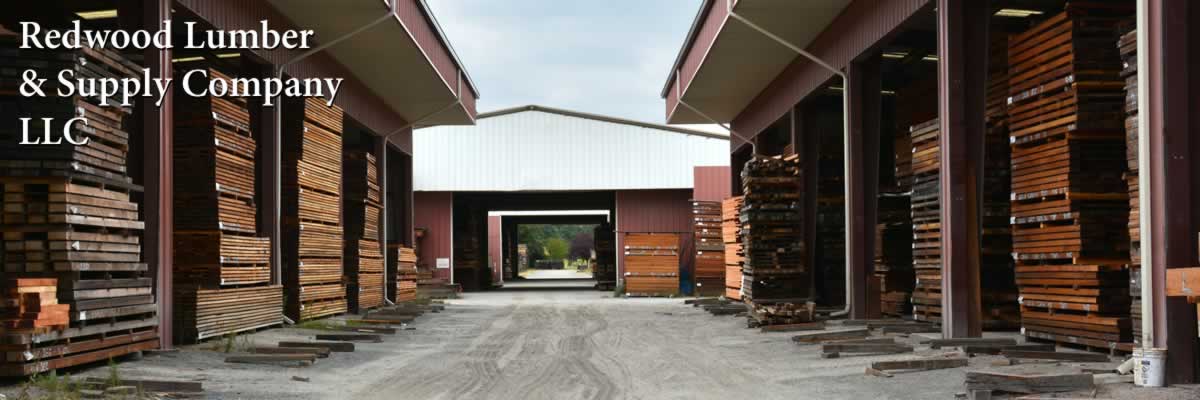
[[692, 166, 732, 201], [732, 0, 931, 138], [414, 192, 453, 280]]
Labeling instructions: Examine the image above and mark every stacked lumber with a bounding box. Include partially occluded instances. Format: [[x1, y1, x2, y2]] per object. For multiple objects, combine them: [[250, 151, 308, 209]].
[[1117, 28, 1141, 344], [1008, 6, 1132, 351], [0, 279, 68, 332], [748, 302, 814, 328], [282, 97, 346, 320], [0, 43, 159, 376], [740, 155, 807, 303], [875, 193, 913, 316], [983, 36, 1019, 330], [691, 200, 724, 295], [817, 127, 846, 306], [343, 149, 384, 312], [909, 119, 942, 323], [623, 233, 680, 297], [722, 196, 744, 300], [394, 246, 418, 302], [173, 67, 282, 342], [593, 223, 616, 290]]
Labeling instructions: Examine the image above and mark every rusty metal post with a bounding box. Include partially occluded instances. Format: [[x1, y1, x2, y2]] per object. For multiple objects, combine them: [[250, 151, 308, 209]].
[[937, 0, 987, 338], [847, 54, 883, 319], [1147, 0, 1199, 383], [143, 0, 174, 349]]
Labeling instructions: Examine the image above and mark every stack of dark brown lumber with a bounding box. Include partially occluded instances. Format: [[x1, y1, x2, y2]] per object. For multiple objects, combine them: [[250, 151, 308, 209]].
[[722, 196, 744, 300], [593, 223, 616, 290], [0, 42, 159, 376], [1117, 27, 1141, 345], [909, 119, 942, 323], [816, 128, 846, 306], [1, 279, 68, 332], [173, 67, 282, 342], [876, 191, 913, 316], [394, 246, 418, 302], [983, 36, 1019, 330], [691, 200, 724, 295], [343, 149, 384, 313], [283, 97, 346, 321], [740, 155, 807, 303], [623, 233, 680, 297], [1008, 6, 1132, 352]]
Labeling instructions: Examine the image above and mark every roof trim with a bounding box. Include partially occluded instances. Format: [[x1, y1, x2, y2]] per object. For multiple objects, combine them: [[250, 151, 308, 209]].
[[477, 105, 731, 140], [417, 0, 480, 98], [661, 0, 714, 97]]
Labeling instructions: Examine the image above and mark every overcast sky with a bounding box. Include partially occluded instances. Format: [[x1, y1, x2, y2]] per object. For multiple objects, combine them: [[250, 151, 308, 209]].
[[426, 0, 722, 133]]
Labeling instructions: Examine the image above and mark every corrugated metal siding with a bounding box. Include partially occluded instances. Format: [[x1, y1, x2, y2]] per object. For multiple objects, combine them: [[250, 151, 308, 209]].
[[692, 166, 732, 201], [414, 191, 453, 280], [414, 110, 729, 191], [176, 0, 412, 143], [487, 216, 502, 284], [396, 0, 464, 99], [732, 0, 932, 139]]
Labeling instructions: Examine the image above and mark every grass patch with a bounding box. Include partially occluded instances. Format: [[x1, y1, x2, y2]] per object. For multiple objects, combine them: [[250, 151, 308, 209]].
[[295, 319, 345, 331]]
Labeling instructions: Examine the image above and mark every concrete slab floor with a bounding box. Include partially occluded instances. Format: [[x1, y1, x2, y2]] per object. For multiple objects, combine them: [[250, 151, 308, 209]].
[[2, 289, 1198, 399]]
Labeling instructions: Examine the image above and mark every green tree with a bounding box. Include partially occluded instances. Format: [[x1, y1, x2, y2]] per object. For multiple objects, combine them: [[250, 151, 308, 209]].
[[544, 237, 569, 260]]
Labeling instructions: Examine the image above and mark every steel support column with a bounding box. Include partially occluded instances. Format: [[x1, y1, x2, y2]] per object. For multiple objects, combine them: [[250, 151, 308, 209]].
[[936, 0, 987, 338], [847, 55, 883, 319], [1148, 0, 1199, 383], [143, 0, 174, 349]]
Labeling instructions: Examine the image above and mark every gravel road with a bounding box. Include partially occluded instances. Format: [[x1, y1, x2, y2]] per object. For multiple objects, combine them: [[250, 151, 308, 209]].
[[8, 281, 1198, 399]]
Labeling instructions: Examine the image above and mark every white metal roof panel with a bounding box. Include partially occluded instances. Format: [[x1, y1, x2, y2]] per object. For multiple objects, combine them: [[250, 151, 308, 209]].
[[414, 106, 729, 191]]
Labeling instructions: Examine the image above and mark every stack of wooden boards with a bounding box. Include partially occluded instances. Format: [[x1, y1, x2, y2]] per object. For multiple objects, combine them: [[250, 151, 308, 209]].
[[722, 197, 744, 300], [623, 233, 680, 297], [1118, 27, 1141, 345], [1, 279, 68, 332], [394, 245, 418, 302], [343, 149, 383, 313], [983, 36, 1019, 330], [740, 155, 807, 303], [282, 97, 346, 321], [1008, 6, 1132, 351], [816, 128, 846, 306], [875, 195, 913, 317], [173, 67, 282, 342], [909, 119, 943, 323], [593, 224, 616, 290], [0, 43, 159, 376], [691, 200, 724, 295]]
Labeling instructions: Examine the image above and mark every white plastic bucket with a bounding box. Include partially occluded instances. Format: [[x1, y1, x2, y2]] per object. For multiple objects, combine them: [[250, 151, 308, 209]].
[[1133, 347, 1167, 387]]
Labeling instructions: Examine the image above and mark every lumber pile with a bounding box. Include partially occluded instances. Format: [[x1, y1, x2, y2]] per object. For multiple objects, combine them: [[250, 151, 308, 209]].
[[622, 233, 680, 297], [593, 223, 616, 290], [1117, 27, 1142, 344], [173, 67, 283, 342], [1008, 6, 1133, 351], [691, 200, 724, 295], [282, 97, 346, 321], [740, 155, 807, 303], [816, 134, 846, 306], [0, 42, 159, 376], [394, 246, 418, 302], [909, 119, 942, 323], [1, 279, 68, 332], [875, 195, 913, 317], [983, 35, 1020, 330], [344, 148, 384, 313], [748, 302, 814, 328], [722, 196, 744, 300]]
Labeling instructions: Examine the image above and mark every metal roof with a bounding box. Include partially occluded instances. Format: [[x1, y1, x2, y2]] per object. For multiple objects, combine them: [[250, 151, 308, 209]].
[[414, 106, 730, 192]]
